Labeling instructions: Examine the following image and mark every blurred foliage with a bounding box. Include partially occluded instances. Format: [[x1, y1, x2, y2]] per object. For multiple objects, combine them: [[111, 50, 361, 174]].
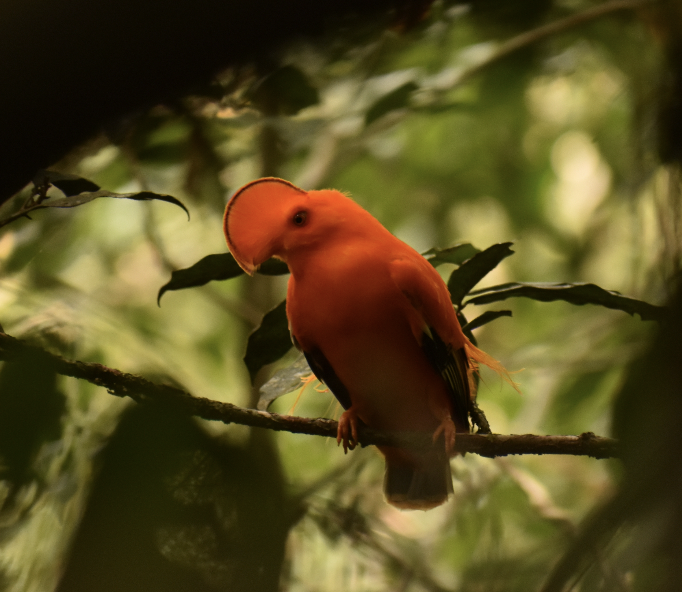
[[0, 346, 65, 489], [56, 404, 298, 592], [0, 0, 679, 591]]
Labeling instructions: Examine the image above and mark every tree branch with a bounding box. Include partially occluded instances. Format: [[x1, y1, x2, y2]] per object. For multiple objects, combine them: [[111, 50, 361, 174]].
[[452, 0, 654, 89], [0, 331, 619, 459]]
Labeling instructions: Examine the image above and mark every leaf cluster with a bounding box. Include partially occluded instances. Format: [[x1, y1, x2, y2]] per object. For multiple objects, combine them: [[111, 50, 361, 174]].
[[157, 240, 663, 408]]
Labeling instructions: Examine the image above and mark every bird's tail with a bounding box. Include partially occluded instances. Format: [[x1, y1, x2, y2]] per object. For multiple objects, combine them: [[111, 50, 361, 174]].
[[381, 447, 453, 510]]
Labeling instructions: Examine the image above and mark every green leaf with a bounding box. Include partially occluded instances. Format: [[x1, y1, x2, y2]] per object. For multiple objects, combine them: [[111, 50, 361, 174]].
[[34, 170, 100, 196], [43, 189, 190, 220], [447, 242, 515, 307], [464, 282, 666, 322], [365, 81, 419, 126], [158, 253, 243, 304], [257, 354, 312, 410], [462, 310, 512, 332], [244, 300, 292, 384], [423, 243, 481, 268], [457, 311, 476, 346], [157, 254, 289, 304], [258, 258, 291, 276]]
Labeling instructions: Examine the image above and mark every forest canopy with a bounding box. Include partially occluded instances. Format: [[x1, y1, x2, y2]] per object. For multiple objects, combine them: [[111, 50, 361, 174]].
[[0, 1, 680, 591]]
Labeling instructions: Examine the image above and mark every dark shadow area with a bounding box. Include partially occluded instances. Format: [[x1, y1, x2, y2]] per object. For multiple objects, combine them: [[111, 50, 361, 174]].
[[57, 403, 299, 592]]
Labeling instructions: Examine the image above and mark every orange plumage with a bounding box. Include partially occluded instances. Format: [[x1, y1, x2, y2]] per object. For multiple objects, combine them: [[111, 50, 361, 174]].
[[224, 177, 510, 510]]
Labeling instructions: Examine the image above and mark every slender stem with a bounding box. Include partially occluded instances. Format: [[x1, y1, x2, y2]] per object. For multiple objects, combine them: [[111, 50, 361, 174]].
[[0, 202, 46, 230]]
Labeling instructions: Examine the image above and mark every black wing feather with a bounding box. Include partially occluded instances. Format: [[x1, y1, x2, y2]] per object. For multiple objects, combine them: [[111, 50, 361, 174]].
[[292, 334, 352, 410], [292, 329, 473, 429], [420, 327, 471, 431]]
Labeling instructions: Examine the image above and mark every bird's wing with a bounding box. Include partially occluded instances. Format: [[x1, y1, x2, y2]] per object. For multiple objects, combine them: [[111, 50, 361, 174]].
[[420, 326, 471, 430], [389, 256, 471, 429], [291, 333, 352, 410]]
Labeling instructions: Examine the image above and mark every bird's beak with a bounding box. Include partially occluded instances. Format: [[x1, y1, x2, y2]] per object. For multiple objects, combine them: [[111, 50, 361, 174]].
[[231, 243, 275, 276], [237, 258, 258, 276]]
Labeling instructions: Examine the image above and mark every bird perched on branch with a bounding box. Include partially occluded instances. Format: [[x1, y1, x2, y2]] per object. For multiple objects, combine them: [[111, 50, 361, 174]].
[[223, 178, 514, 510]]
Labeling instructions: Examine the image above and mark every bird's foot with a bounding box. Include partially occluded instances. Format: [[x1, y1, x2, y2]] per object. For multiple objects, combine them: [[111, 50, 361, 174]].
[[299, 373, 329, 394], [433, 416, 457, 456], [337, 408, 359, 454]]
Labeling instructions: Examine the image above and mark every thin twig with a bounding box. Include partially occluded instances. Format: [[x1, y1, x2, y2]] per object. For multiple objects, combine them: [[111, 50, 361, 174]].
[[0, 203, 47, 230], [452, 0, 654, 89], [0, 331, 620, 459]]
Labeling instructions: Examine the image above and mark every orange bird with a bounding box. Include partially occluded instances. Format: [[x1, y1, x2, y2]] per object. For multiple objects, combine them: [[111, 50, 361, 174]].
[[224, 178, 511, 510]]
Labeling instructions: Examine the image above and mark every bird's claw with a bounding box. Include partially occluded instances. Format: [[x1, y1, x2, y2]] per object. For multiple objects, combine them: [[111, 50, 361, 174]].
[[433, 416, 457, 456], [337, 409, 359, 454]]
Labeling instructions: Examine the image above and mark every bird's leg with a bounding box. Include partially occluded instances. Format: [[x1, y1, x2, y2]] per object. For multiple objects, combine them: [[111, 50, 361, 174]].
[[432, 416, 457, 456], [469, 399, 491, 434], [337, 407, 359, 454]]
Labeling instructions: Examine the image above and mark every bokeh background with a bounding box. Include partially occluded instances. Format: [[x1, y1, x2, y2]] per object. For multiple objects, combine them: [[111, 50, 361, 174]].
[[0, 1, 680, 590]]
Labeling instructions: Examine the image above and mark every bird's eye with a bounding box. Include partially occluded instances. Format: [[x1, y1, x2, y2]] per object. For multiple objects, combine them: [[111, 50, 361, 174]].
[[292, 211, 307, 226]]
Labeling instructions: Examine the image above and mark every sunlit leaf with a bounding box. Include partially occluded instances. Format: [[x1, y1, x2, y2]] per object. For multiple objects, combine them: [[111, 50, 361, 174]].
[[157, 254, 289, 304], [464, 282, 666, 322], [365, 81, 419, 126], [462, 310, 512, 332], [423, 243, 481, 267], [28, 171, 190, 219], [258, 354, 312, 410], [43, 189, 190, 219], [244, 300, 292, 384], [447, 242, 515, 307]]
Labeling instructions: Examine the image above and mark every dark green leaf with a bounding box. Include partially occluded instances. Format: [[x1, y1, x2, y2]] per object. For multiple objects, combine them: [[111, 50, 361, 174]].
[[365, 81, 419, 126], [249, 65, 319, 116], [244, 300, 292, 384], [43, 189, 190, 220], [157, 254, 289, 304], [259, 258, 291, 275], [423, 243, 481, 267], [447, 242, 515, 307], [462, 310, 512, 332], [34, 170, 100, 196], [457, 311, 476, 346], [158, 253, 243, 304], [464, 282, 666, 322], [258, 354, 311, 410]]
